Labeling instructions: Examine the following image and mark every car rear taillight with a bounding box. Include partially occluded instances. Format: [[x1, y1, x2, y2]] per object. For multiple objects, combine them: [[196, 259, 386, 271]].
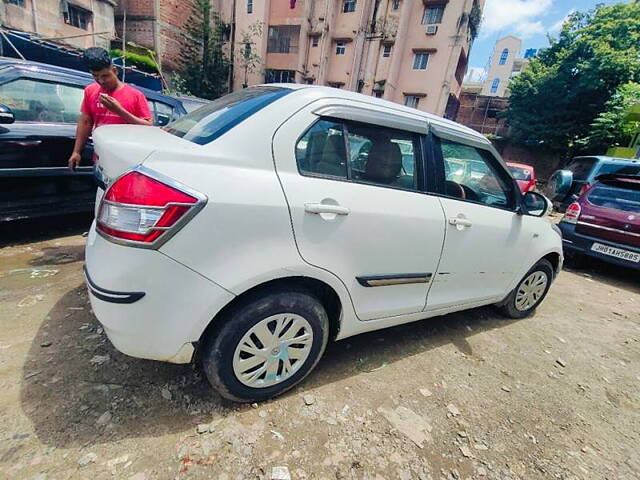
[[578, 183, 591, 196], [97, 168, 205, 247], [563, 202, 581, 224]]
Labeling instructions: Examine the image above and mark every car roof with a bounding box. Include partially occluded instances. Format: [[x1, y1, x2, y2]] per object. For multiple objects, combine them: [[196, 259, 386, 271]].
[[265, 84, 486, 140], [506, 162, 533, 170], [572, 155, 640, 164]]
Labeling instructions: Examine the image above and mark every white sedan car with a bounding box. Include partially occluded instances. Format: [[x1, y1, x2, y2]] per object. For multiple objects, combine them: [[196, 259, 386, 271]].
[[85, 85, 562, 402]]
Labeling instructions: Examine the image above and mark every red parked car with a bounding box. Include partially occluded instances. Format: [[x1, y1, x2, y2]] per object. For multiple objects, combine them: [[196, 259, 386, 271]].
[[558, 174, 640, 270], [507, 162, 536, 193]]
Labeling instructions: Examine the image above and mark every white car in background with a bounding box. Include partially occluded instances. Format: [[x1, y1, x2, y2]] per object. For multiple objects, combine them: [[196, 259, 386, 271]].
[[85, 85, 562, 402]]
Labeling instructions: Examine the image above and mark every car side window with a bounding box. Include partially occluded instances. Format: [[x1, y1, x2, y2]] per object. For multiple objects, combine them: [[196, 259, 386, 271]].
[[295, 118, 420, 191], [295, 119, 348, 178], [0, 78, 84, 123], [345, 121, 418, 190], [439, 138, 515, 209]]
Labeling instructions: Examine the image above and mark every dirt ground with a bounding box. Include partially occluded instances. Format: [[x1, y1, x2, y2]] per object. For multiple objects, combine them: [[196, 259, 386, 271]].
[[0, 227, 639, 480]]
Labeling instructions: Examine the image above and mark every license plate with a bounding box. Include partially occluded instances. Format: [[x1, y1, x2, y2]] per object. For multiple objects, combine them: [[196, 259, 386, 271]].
[[591, 243, 640, 263]]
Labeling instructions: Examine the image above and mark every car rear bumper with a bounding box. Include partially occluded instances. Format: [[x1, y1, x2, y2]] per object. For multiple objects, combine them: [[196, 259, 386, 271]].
[[84, 223, 235, 363], [558, 221, 640, 270]]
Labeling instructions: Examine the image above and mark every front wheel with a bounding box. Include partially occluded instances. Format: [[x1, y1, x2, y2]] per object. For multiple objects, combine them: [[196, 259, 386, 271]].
[[201, 289, 329, 402], [498, 259, 554, 319]]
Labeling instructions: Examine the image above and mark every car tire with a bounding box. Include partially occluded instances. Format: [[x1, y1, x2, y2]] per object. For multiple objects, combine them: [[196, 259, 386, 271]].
[[201, 288, 329, 402], [498, 259, 554, 319]]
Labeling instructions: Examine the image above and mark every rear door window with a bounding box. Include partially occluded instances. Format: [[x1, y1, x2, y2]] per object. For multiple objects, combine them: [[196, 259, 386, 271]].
[[594, 163, 640, 177], [165, 86, 291, 145], [588, 184, 640, 213], [566, 158, 596, 181]]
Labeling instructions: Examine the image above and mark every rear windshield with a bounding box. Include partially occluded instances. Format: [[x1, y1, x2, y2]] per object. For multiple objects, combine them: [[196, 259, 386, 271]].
[[566, 158, 596, 181], [587, 183, 640, 213], [595, 163, 640, 177], [165, 86, 291, 145], [507, 166, 531, 181]]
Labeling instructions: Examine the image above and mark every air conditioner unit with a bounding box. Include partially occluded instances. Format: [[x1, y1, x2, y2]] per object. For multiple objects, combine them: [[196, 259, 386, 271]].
[[425, 25, 438, 35]]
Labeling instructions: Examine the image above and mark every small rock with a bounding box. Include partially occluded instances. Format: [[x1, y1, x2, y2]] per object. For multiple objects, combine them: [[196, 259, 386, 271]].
[[477, 466, 487, 476], [25, 371, 41, 380], [196, 424, 209, 434], [474, 443, 489, 451], [96, 411, 112, 426], [460, 445, 473, 458], [447, 404, 460, 417], [556, 358, 567, 368], [303, 394, 315, 406], [501, 386, 511, 392], [271, 466, 291, 480], [161, 387, 172, 401], [40, 341, 52, 348], [457, 431, 468, 438], [251, 403, 258, 409], [258, 411, 267, 418], [78, 452, 97, 466], [419, 388, 433, 397], [271, 430, 285, 441], [90, 355, 110, 365]]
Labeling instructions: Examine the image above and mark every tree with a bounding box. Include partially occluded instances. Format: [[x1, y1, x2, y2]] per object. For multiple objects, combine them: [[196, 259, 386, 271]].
[[236, 22, 264, 88], [176, 0, 229, 99], [580, 82, 640, 151], [506, 2, 640, 155]]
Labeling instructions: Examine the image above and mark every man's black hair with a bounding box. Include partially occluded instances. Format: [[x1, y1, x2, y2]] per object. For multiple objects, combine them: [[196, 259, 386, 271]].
[[83, 47, 113, 71]]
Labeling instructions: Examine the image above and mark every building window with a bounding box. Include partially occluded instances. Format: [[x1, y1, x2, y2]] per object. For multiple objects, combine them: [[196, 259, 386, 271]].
[[247, 0, 253, 14], [63, 3, 92, 30], [336, 42, 346, 55], [328, 82, 343, 89], [383, 44, 392, 57], [404, 95, 420, 108], [374, 90, 383, 98], [343, 0, 357, 13], [7, 0, 25, 7], [312, 36, 319, 47], [267, 25, 300, 54], [392, 0, 400, 10], [265, 69, 296, 83], [490, 78, 500, 94], [422, 6, 444, 24], [499, 48, 509, 65], [412, 52, 429, 70]]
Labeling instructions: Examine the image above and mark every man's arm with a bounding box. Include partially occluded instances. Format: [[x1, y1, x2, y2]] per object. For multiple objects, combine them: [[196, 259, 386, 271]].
[[68, 113, 93, 170], [100, 95, 152, 126]]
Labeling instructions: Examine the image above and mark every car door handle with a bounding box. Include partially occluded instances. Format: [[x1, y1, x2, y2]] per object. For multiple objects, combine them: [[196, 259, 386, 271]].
[[304, 203, 350, 216], [448, 217, 472, 228]]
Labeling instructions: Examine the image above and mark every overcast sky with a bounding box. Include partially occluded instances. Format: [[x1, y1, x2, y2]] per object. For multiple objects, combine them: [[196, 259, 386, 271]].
[[467, 0, 629, 82]]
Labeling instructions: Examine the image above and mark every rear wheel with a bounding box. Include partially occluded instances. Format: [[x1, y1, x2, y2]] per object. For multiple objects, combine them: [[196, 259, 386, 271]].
[[201, 289, 329, 402], [498, 259, 554, 319]]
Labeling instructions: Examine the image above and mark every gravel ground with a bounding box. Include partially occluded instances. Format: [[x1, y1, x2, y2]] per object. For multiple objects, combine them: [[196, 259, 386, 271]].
[[0, 232, 638, 480]]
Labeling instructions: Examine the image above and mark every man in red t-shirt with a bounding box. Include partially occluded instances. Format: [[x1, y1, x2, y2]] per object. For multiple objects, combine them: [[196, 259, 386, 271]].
[[68, 47, 152, 169]]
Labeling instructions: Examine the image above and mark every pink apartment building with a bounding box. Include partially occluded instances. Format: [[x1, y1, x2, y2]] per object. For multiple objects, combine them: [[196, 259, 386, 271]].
[[231, 0, 484, 118]]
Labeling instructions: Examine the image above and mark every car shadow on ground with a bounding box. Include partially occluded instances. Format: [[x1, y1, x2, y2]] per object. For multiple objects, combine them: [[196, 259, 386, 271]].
[[0, 213, 92, 248], [562, 257, 640, 294], [21, 283, 520, 449]]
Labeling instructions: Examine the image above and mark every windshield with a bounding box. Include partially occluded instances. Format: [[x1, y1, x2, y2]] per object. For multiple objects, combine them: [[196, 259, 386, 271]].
[[165, 86, 291, 145], [507, 166, 531, 181], [587, 183, 640, 213]]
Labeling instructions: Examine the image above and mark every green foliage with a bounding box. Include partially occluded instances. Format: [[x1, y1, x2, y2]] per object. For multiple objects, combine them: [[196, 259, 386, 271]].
[[236, 21, 264, 87], [580, 82, 640, 151], [506, 2, 640, 155], [468, 0, 482, 40], [109, 49, 158, 73], [177, 0, 229, 100]]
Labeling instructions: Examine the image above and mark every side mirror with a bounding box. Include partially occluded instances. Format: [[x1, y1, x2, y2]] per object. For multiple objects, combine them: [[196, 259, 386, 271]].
[[0, 104, 15, 124], [544, 169, 573, 201], [523, 192, 552, 217], [156, 113, 171, 127]]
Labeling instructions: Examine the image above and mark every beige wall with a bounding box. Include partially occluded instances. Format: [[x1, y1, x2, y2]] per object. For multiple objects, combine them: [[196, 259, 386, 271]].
[[481, 35, 522, 97], [2, 0, 115, 49], [229, 0, 484, 117]]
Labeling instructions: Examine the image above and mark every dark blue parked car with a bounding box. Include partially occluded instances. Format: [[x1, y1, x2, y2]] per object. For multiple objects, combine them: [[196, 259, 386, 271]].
[[0, 58, 204, 221], [545, 156, 640, 212]]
